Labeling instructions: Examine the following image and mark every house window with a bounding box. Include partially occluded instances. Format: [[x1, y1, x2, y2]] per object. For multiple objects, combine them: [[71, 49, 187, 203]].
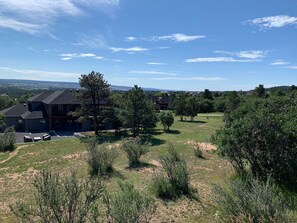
[[18, 119, 23, 124], [39, 119, 46, 124]]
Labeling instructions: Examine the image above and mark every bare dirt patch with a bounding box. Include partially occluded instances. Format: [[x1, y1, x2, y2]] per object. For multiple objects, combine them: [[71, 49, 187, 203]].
[[183, 141, 217, 151], [0, 145, 30, 164]]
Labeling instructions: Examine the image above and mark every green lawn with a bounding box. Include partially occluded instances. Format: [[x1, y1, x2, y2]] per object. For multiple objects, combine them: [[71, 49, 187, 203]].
[[0, 113, 233, 223]]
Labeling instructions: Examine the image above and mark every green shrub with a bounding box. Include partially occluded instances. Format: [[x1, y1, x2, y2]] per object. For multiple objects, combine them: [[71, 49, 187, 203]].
[[152, 175, 177, 199], [212, 97, 297, 188], [193, 145, 203, 158], [153, 144, 193, 199], [86, 139, 118, 177], [0, 127, 16, 152], [122, 139, 149, 167], [104, 181, 155, 223], [159, 111, 174, 131], [213, 176, 292, 223], [11, 169, 104, 223]]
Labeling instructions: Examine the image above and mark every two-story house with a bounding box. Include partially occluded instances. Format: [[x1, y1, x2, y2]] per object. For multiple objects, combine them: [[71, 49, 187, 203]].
[[0, 89, 93, 132]]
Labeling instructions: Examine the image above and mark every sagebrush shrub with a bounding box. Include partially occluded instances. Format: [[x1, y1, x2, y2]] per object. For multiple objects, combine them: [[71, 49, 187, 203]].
[[11, 169, 104, 223], [0, 127, 16, 152], [193, 146, 203, 158], [122, 139, 149, 167], [86, 139, 118, 177], [153, 144, 193, 199], [104, 181, 155, 223], [213, 176, 292, 223]]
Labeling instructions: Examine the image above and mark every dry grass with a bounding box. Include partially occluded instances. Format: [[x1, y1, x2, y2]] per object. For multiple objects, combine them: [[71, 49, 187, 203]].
[[0, 113, 234, 223]]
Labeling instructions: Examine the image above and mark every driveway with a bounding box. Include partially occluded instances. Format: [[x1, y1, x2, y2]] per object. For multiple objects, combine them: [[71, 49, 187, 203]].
[[15, 131, 76, 144]]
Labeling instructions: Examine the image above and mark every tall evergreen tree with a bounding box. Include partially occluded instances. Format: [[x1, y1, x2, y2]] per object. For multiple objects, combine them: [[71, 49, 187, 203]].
[[116, 85, 157, 137], [79, 71, 110, 135]]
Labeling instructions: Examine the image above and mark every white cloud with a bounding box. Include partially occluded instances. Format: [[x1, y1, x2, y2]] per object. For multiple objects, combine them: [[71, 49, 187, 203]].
[[245, 15, 297, 29], [151, 76, 226, 81], [270, 60, 289, 65], [79, 53, 96, 57], [0, 67, 80, 78], [59, 53, 98, 60], [61, 57, 73, 61], [124, 33, 205, 43], [214, 50, 268, 59], [94, 56, 104, 60], [159, 46, 171, 49], [110, 46, 148, 52], [186, 57, 259, 63], [284, 66, 297, 69], [129, 70, 176, 76], [0, 0, 120, 34], [125, 36, 137, 42], [147, 62, 167, 65], [156, 33, 205, 42]]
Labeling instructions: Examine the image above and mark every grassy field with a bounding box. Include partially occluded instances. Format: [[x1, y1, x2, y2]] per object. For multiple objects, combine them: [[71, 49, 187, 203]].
[[0, 113, 234, 223]]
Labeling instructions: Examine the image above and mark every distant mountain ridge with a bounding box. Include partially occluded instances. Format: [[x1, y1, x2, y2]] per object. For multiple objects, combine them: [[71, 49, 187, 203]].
[[0, 79, 163, 91]]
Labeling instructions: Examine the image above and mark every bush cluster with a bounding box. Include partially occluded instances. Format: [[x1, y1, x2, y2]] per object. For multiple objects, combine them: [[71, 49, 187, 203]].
[[153, 144, 193, 199], [86, 139, 118, 177], [104, 181, 155, 223], [122, 139, 149, 168], [213, 176, 292, 223], [0, 127, 16, 152], [12, 169, 104, 223]]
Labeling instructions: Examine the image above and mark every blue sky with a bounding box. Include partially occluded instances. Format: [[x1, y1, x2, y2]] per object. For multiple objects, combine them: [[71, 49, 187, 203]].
[[0, 0, 296, 91]]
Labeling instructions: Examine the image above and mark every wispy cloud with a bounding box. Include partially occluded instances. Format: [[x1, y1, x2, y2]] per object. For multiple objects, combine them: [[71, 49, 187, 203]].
[[110, 46, 148, 52], [59, 53, 120, 62], [125, 33, 205, 42], [244, 15, 297, 29], [59, 53, 97, 60], [270, 60, 289, 65], [151, 76, 226, 81], [0, 0, 120, 35], [125, 36, 137, 42], [214, 50, 268, 59], [284, 66, 297, 69], [186, 57, 259, 63], [129, 70, 176, 76], [0, 67, 80, 79], [156, 33, 205, 42], [74, 34, 109, 49], [0, 16, 46, 35], [147, 62, 167, 65]]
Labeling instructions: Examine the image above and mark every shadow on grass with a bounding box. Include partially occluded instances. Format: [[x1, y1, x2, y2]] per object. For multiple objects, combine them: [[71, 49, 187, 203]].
[[90, 169, 126, 180], [179, 120, 207, 124], [165, 130, 181, 134], [140, 135, 166, 146], [125, 162, 157, 171], [80, 131, 128, 144]]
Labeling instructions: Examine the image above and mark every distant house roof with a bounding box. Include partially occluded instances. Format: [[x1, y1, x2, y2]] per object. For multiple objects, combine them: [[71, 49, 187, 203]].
[[0, 104, 28, 118], [27, 91, 54, 102], [0, 104, 45, 120], [28, 89, 81, 105], [21, 111, 44, 120]]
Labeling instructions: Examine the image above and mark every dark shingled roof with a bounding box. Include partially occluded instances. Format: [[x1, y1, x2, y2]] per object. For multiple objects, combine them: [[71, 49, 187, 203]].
[[42, 90, 81, 105], [27, 91, 54, 102], [28, 90, 81, 105], [21, 111, 44, 120], [0, 104, 28, 117]]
